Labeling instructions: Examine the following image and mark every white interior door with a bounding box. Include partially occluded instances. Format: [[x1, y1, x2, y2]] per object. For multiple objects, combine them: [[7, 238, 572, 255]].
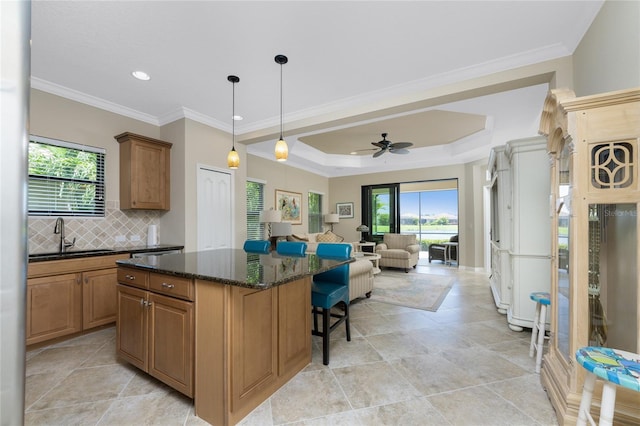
[[197, 165, 233, 251]]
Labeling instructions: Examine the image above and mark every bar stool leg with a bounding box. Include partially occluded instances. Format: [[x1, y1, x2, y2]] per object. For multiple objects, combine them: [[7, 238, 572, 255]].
[[529, 301, 541, 357], [534, 304, 547, 373], [577, 372, 597, 426], [598, 382, 617, 426]]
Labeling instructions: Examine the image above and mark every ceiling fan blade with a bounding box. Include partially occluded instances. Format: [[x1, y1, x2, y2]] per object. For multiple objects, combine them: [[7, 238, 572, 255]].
[[389, 148, 410, 155], [371, 141, 386, 148], [373, 149, 386, 158], [389, 142, 413, 149]]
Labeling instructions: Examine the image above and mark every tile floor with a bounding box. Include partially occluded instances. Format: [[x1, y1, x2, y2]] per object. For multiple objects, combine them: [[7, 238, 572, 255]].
[[25, 262, 558, 425]]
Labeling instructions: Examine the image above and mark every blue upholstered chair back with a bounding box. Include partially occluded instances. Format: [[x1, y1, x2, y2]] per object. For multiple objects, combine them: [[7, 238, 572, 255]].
[[314, 243, 351, 286], [276, 241, 307, 257], [243, 240, 270, 254]]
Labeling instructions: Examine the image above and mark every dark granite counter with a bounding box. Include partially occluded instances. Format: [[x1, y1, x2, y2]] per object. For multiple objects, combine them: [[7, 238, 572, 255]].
[[28, 244, 184, 263], [116, 248, 352, 289]]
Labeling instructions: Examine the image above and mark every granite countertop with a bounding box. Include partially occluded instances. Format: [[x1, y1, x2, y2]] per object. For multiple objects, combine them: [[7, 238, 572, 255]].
[[116, 249, 353, 290], [28, 244, 185, 263]]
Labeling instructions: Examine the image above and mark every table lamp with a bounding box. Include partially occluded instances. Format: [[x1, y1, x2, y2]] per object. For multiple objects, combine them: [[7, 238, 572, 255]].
[[259, 209, 282, 238], [356, 224, 369, 243], [324, 213, 339, 232], [270, 222, 292, 250]]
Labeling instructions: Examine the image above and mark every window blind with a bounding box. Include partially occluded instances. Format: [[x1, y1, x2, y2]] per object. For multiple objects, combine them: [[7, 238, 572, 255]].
[[28, 135, 106, 217], [246, 180, 265, 240]]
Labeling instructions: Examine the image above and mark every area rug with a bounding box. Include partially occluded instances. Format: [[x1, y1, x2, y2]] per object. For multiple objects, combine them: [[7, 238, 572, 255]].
[[369, 271, 454, 312]]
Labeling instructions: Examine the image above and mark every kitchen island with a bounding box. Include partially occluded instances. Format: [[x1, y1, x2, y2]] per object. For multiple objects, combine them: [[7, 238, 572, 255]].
[[116, 249, 351, 426]]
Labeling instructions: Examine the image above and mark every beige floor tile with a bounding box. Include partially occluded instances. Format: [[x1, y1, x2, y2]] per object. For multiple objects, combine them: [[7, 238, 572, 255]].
[[24, 400, 113, 426], [442, 346, 529, 384], [365, 332, 431, 361], [489, 374, 559, 425], [97, 391, 192, 425], [332, 361, 421, 409], [270, 369, 351, 424], [30, 364, 135, 410], [427, 386, 540, 425], [390, 353, 483, 395], [355, 396, 451, 425]]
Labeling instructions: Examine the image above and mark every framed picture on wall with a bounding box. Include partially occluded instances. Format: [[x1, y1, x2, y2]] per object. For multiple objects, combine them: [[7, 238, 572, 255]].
[[276, 189, 302, 224], [336, 202, 354, 219]]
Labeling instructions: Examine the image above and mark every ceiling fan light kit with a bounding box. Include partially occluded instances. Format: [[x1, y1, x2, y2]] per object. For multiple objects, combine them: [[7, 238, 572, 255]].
[[275, 54, 289, 162]]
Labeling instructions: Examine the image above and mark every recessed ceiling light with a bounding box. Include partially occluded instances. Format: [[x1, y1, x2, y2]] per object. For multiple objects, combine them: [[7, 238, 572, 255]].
[[131, 70, 150, 81], [232, 115, 243, 121]]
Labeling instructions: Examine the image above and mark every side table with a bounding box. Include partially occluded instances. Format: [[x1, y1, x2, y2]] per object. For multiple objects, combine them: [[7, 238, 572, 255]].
[[443, 241, 458, 266], [361, 252, 381, 275], [355, 241, 376, 253]]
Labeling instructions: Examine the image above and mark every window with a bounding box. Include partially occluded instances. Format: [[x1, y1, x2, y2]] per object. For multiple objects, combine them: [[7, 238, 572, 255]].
[[246, 179, 265, 240], [308, 192, 323, 233], [28, 135, 105, 217]]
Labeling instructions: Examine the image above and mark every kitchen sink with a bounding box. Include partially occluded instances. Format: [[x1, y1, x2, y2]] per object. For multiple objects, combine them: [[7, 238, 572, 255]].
[[29, 249, 116, 260]]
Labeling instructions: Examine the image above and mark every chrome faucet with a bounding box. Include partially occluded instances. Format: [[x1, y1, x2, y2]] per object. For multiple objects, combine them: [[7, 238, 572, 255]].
[[54, 217, 76, 253]]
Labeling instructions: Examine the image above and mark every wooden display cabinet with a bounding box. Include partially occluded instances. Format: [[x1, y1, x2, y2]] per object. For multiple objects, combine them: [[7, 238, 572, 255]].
[[539, 87, 640, 425], [115, 132, 172, 210]]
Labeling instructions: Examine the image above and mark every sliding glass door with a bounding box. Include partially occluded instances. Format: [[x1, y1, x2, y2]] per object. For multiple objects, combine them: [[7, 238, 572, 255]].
[[362, 180, 458, 250], [361, 184, 399, 243]]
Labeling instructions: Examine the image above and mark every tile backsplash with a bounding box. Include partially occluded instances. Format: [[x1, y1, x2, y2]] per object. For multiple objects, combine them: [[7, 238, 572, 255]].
[[28, 200, 161, 254]]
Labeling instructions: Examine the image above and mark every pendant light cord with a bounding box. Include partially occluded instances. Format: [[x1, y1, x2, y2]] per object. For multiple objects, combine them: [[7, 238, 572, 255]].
[[232, 81, 236, 149], [279, 61, 283, 139]]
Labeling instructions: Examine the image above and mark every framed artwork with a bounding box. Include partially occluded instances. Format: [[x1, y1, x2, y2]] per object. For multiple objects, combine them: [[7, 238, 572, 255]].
[[336, 202, 354, 219], [276, 189, 302, 224]]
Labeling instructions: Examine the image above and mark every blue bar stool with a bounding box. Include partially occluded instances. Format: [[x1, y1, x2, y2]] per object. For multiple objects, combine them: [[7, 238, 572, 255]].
[[576, 346, 640, 426], [312, 243, 352, 365], [275, 241, 307, 256], [243, 240, 270, 254], [529, 291, 550, 373]]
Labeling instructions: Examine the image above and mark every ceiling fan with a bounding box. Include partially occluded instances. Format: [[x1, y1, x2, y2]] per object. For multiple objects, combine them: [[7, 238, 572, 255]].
[[369, 133, 413, 158]]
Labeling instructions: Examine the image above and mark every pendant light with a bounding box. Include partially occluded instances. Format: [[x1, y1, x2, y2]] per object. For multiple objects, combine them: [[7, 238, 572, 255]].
[[227, 75, 240, 169], [274, 54, 288, 161]]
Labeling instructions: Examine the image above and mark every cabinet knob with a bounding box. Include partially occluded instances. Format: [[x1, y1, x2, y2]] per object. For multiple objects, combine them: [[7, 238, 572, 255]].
[[161, 283, 175, 289], [140, 298, 145, 306], [125, 275, 136, 280]]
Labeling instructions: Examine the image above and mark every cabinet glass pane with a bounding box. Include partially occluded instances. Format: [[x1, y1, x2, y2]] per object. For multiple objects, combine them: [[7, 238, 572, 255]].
[[557, 141, 571, 360], [588, 203, 638, 352]]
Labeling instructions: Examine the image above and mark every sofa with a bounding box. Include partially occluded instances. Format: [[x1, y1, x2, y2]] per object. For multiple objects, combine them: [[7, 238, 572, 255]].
[[428, 234, 458, 263], [287, 232, 374, 301], [375, 233, 420, 272]]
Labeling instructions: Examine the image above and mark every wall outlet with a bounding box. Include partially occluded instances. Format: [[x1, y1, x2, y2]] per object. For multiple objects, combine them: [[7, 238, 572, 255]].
[[130, 235, 141, 242], [115, 235, 126, 243]]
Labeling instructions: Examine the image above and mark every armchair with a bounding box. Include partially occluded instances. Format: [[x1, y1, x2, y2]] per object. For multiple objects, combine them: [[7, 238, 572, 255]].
[[375, 233, 420, 272], [428, 235, 458, 263]]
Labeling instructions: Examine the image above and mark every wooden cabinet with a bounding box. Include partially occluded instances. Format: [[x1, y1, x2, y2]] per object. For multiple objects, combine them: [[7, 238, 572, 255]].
[[116, 269, 194, 397], [115, 132, 172, 210], [539, 88, 640, 424], [26, 254, 129, 346], [195, 276, 311, 425], [27, 273, 82, 344]]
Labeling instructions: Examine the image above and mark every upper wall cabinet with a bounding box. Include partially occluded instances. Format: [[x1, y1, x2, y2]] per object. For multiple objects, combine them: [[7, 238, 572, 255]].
[[115, 132, 172, 210]]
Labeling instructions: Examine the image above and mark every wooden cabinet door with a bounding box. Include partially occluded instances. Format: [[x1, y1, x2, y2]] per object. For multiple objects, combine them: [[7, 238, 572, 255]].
[[116, 284, 148, 371], [26, 273, 82, 345], [115, 132, 172, 210], [129, 139, 170, 209], [230, 287, 278, 413], [83, 268, 117, 329], [148, 293, 194, 397], [278, 277, 311, 378]]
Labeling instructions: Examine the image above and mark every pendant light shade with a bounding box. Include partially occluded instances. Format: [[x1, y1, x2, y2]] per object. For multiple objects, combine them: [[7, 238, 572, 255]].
[[274, 54, 288, 161], [227, 75, 240, 169]]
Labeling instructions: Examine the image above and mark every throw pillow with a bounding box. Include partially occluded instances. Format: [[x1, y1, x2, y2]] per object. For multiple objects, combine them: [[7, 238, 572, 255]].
[[316, 230, 344, 243], [290, 233, 309, 242]]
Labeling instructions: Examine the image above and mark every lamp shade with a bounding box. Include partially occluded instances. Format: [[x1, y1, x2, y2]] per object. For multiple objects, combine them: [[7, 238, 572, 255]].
[[259, 209, 281, 223], [271, 222, 292, 237], [324, 213, 339, 224], [356, 224, 369, 232]]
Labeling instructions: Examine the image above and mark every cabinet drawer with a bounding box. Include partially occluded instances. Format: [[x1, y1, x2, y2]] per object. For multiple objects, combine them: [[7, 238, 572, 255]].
[[117, 267, 149, 289], [150, 273, 193, 301]]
